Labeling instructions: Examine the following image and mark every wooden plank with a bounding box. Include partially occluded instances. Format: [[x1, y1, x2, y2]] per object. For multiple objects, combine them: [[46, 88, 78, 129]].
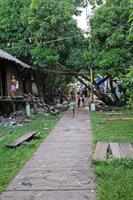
[[93, 141, 109, 161], [119, 142, 133, 158], [105, 112, 122, 115], [6, 131, 37, 148], [110, 143, 122, 158], [106, 118, 133, 121]]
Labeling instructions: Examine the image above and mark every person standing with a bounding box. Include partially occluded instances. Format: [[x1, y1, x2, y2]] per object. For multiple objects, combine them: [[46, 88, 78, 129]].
[[69, 90, 76, 118], [11, 75, 17, 97]]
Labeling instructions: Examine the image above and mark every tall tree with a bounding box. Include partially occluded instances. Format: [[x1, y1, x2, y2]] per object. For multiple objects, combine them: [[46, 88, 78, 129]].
[[90, 0, 132, 75], [0, 0, 85, 99], [83, 0, 132, 105], [25, 0, 84, 97]]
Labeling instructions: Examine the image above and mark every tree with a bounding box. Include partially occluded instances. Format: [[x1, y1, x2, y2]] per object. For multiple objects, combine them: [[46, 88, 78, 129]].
[[25, 0, 84, 98], [0, 0, 85, 99], [1, 0, 131, 106], [83, 0, 132, 105], [0, 0, 31, 60]]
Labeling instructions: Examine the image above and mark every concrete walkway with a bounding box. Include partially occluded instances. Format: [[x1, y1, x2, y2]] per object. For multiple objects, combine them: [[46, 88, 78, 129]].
[[0, 108, 96, 200]]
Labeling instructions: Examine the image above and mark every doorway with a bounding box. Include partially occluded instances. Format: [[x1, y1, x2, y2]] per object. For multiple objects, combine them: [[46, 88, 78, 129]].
[[0, 63, 6, 96]]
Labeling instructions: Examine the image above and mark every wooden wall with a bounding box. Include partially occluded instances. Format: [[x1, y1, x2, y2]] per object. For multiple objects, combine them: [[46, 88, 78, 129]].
[[23, 76, 32, 94], [0, 60, 36, 97], [6, 64, 24, 96]]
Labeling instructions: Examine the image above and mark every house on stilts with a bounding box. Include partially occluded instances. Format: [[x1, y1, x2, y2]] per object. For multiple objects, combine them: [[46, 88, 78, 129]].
[[0, 49, 38, 114]]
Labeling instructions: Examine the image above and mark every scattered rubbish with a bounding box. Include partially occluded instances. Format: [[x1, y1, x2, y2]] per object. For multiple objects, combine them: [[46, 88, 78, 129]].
[[0, 94, 68, 127], [0, 98, 68, 129], [0, 110, 32, 128]]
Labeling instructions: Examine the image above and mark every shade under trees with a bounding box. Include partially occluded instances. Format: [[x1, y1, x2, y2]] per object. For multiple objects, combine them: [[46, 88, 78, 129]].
[[0, 0, 132, 106]]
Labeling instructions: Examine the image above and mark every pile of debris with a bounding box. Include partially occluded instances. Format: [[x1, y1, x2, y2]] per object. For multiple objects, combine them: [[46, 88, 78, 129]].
[[94, 100, 112, 111], [0, 112, 32, 128], [23, 94, 69, 115], [0, 94, 69, 128]]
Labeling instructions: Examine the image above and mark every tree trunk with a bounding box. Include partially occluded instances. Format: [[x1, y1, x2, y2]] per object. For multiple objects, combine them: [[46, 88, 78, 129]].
[[76, 75, 115, 106], [109, 79, 120, 105]]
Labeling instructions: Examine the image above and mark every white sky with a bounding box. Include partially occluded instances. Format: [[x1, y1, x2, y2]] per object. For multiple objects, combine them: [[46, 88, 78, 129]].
[[74, 5, 92, 35]]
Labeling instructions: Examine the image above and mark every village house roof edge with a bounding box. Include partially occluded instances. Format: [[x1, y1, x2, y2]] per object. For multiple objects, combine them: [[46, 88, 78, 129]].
[[0, 49, 31, 69]]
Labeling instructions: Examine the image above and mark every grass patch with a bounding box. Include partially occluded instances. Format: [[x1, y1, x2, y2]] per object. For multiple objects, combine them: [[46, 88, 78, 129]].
[[91, 108, 133, 200], [0, 114, 60, 193], [94, 159, 133, 200], [91, 108, 133, 147]]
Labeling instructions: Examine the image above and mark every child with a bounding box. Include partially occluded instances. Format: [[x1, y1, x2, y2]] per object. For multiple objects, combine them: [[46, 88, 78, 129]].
[[69, 91, 76, 118], [11, 75, 17, 97]]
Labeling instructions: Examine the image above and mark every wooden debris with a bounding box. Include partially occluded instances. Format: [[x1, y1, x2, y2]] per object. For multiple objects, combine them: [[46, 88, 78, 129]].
[[94, 141, 133, 160], [105, 112, 122, 115], [23, 93, 61, 115], [6, 131, 37, 148], [106, 118, 133, 121], [119, 142, 133, 158], [93, 141, 109, 161], [110, 143, 122, 158]]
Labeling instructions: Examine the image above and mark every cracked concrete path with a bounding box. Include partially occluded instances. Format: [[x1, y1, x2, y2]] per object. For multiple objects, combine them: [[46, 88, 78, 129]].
[[0, 108, 96, 200]]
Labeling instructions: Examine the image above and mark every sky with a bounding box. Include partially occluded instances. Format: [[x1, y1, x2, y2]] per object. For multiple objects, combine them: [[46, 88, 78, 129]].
[[74, 5, 92, 35]]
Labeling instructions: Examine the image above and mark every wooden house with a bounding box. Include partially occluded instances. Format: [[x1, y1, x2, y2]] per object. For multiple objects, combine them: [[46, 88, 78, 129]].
[[0, 49, 33, 96], [0, 49, 38, 114]]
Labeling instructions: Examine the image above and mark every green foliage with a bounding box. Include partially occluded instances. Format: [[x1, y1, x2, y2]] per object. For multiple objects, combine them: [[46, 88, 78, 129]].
[[25, 0, 83, 69], [121, 66, 133, 109], [128, 93, 133, 109], [0, 0, 85, 93], [87, 0, 132, 77], [0, 0, 31, 59], [89, 0, 104, 8], [0, 0, 132, 99], [66, 46, 84, 69], [0, 0, 83, 69], [128, 2, 133, 40]]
